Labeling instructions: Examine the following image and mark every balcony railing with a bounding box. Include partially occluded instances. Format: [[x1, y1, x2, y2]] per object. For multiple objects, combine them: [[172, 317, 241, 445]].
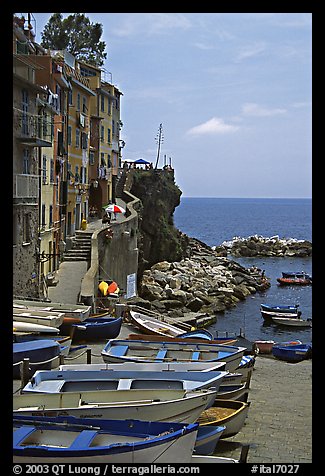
[[13, 174, 39, 199], [13, 107, 53, 147]]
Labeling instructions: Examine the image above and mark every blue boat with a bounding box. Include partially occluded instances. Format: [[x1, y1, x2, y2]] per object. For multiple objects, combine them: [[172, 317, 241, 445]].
[[13, 339, 61, 379], [194, 425, 226, 455], [13, 415, 198, 463], [179, 329, 214, 341], [101, 338, 247, 371], [71, 316, 122, 341], [272, 343, 312, 362], [261, 303, 301, 315]]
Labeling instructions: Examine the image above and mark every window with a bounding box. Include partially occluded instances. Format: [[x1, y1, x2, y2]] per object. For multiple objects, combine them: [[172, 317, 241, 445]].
[[101, 94, 105, 112], [41, 204, 46, 227], [42, 155, 47, 184], [68, 90, 73, 105], [107, 128, 111, 144], [76, 128, 80, 148], [23, 213, 31, 243], [77, 93, 80, 111], [100, 153, 106, 166], [100, 125, 104, 142], [108, 99, 111, 115], [50, 159, 54, 183], [68, 126, 72, 145], [75, 165, 79, 183], [49, 205, 53, 226], [81, 132, 88, 149], [23, 149, 30, 174], [57, 130, 64, 156], [89, 151, 95, 165], [22, 89, 28, 134], [82, 96, 87, 113]]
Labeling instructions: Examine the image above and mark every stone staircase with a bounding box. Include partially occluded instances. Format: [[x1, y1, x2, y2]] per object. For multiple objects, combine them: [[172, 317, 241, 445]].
[[63, 230, 92, 262]]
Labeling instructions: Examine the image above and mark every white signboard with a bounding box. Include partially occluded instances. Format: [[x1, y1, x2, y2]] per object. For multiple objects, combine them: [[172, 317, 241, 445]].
[[126, 273, 137, 299]]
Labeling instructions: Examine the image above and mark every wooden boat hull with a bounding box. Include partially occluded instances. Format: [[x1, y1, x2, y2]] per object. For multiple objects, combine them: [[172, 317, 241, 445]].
[[128, 310, 185, 337], [254, 340, 275, 354], [101, 339, 246, 372], [198, 399, 251, 438], [13, 415, 198, 463], [13, 300, 91, 320], [13, 321, 59, 334], [59, 361, 227, 372], [260, 304, 300, 313], [272, 343, 312, 362], [277, 278, 311, 286], [13, 388, 217, 424], [13, 340, 61, 379]]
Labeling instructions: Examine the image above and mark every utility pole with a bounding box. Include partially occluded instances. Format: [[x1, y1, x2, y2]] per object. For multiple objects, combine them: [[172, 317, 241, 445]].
[[154, 123, 164, 169]]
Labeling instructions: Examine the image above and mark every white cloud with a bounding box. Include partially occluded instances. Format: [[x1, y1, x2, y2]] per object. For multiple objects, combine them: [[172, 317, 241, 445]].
[[111, 13, 191, 38], [186, 117, 239, 136], [235, 43, 266, 62], [241, 103, 287, 117]]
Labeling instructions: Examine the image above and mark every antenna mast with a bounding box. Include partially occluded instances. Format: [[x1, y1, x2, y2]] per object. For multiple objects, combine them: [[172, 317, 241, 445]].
[[154, 123, 164, 169]]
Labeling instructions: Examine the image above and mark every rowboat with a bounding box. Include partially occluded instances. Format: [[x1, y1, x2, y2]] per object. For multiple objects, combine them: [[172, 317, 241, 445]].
[[253, 340, 275, 354], [194, 425, 225, 455], [128, 333, 237, 345], [13, 415, 198, 463], [101, 339, 246, 371], [13, 300, 91, 320], [261, 310, 301, 321], [13, 339, 61, 379], [270, 316, 312, 328], [13, 334, 72, 357], [277, 272, 312, 286], [192, 444, 249, 463], [70, 316, 123, 341], [127, 309, 187, 337], [22, 369, 228, 394], [260, 303, 301, 315], [13, 321, 59, 334], [58, 361, 228, 372], [272, 342, 312, 362], [13, 388, 217, 424], [198, 399, 251, 438], [216, 384, 248, 401], [13, 308, 65, 328]]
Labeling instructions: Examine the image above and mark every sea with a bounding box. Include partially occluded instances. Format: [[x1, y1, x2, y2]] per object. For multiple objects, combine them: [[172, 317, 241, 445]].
[[173, 197, 312, 343]]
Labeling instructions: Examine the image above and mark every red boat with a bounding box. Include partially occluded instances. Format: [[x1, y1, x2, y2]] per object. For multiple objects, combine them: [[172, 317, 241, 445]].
[[277, 272, 312, 286]]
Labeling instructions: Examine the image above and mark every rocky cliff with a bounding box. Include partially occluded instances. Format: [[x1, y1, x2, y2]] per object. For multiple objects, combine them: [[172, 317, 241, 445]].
[[127, 169, 190, 279]]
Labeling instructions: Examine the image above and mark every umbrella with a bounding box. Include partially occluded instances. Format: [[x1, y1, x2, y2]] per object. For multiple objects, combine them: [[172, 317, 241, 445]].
[[105, 204, 126, 214], [134, 158, 150, 164]]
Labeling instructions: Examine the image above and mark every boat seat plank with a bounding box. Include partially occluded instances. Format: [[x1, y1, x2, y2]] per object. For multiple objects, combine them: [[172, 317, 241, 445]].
[[69, 430, 98, 449], [109, 345, 129, 357], [191, 351, 200, 361], [156, 349, 167, 361], [13, 425, 36, 445]]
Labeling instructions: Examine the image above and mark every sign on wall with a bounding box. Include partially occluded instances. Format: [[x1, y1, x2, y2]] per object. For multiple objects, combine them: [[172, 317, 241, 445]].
[[126, 273, 137, 299]]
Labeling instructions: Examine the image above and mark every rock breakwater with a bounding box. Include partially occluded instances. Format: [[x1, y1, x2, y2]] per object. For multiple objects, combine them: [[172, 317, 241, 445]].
[[214, 235, 312, 257], [129, 238, 270, 321]]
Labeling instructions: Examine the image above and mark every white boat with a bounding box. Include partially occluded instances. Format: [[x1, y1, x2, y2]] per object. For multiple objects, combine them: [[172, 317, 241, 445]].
[[13, 300, 91, 321], [13, 308, 65, 328], [13, 415, 198, 463], [59, 361, 227, 372], [101, 339, 246, 372], [270, 316, 312, 328], [22, 369, 228, 394], [128, 309, 186, 337], [191, 444, 249, 463], [13, 388, 217, 424], [13, 321, 59, 334]]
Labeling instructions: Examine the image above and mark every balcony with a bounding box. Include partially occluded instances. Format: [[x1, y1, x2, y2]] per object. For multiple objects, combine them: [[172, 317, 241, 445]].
[[13, 107, 53, 147], [13, 174, 39, 200]]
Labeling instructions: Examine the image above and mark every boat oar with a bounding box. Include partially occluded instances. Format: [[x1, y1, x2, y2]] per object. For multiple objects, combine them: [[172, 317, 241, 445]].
[[13, 418, 101, 431]]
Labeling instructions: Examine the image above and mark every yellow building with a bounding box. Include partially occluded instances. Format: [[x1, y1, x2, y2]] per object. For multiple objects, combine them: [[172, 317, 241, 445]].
[[61, 53, 96, 235]]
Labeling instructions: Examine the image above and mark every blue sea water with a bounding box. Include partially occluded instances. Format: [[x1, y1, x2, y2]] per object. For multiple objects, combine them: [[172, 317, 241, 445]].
[[174, 197, 312, 342]]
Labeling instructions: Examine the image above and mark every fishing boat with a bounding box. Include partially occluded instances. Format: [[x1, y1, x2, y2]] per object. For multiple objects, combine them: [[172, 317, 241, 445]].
[[179, 329, 214, 340], [127, 309, 187, 338], [216, 384, 248, 402], [198, 399, 251, 438], [128, 332, 237, 345], [13, 334, 72, 357], [272, 342, 312, 362], [13, 321, 59, 334], [13, 308, 65, 328], [22, 369, 228, 394], [13, 388, 217, 424], [59, 361, 227, 372], [260, 303, 301, 315], [194, 425, 226, 455], [270, 316, 312, 328], [13, 300, 91, 320], [13, 415, 198, 463], [70, 316, 123, 341], [101, 339, 246, 371], [192, 444, 250, 463], [277, 272, 312, 286], [13, 339, 61, 379], [253, 340, 275, 354]]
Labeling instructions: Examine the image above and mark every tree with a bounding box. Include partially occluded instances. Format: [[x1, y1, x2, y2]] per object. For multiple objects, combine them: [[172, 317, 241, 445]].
[[40, 13, 107, 67]]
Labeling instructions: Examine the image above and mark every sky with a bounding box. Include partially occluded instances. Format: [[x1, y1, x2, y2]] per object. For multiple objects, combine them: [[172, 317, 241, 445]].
[[28, 12, 312, 198]]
